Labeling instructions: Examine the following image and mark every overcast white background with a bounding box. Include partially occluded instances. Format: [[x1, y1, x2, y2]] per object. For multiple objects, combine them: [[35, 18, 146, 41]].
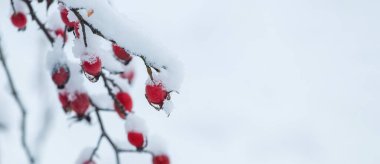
[[1, 0, 380, 163]]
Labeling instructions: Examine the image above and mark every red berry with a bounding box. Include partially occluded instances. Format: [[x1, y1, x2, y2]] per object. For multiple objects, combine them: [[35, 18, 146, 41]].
[[11, 12, 27, 29], [145, 84, 167, 106], [83, 160, 95, 164], [73, 22, 80, 38], [153, 155, 170, 164], [60, 8, 77, 27], [58, 92, 70, 112], [120, 70, 134, 84], [114, 92, 133, 119], [127, 131, 144, 148], [52, 64, 70, 88], [70, 92, 90, 117], [112, 44, 132, 64], [82, 55, 102, 77], [55, 28, 67, 42]]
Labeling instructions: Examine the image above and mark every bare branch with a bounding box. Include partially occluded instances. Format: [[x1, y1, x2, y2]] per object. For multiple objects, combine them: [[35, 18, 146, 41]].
[[21, 0, 54, 45], [0, 36, 35, 164]]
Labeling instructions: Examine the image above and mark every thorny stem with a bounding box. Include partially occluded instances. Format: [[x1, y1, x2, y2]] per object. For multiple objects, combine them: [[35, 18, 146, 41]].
[[21, 0, 54, 45], [0, 36, 35, 164]]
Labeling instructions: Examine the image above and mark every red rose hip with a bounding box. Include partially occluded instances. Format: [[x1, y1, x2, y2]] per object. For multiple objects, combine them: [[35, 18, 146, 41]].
[[114, 92, 133, 119], [127, 131, 144, 149], [52, 64, 70, 88], [153, 155, 170, 164], [60, 8, 77, 28], [11, 12, 27, 29], [70, 92, 90, 117], [112, 44, 132, 64], [58, 92, 70, 112], [81, 55, 102, 81], [145, 83, 167, 106]]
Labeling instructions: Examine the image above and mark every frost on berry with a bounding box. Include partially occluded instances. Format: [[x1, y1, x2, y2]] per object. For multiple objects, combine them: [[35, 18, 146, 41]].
[[59, 7, 78, 28], [51, 64, 70, 89], [81, 54, 102, 82], [70, 92, 90, 118], [125, 114, 148, 148], [145, 81, 168, 108], [112, 44, 132, 65], [11, 12, 27, 29], [114, 92, 133, 119]]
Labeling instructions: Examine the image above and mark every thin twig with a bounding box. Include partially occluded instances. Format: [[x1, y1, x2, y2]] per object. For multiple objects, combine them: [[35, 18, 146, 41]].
[[10, 0, 16, 13], [88, 134, 104, 161], [21, 0, 54, 44], [100, 72, 126, 116], [0, 36, 35, 164], [90, 100, 120, 164]]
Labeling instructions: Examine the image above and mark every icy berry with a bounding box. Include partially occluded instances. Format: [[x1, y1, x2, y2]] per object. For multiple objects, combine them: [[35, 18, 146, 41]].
[[153, 155, 170, 164], [55, 28, 67, 42], [127, 131, 144, 149], [145, 83, 167, 106], [112, 44, 132, 64], [52, 64, 70, 89], [114, 92, 133, 119], [82, 55, 102, 78], [60, 8, 77, 27], [58, 92, 70, 112], [70, 92, 90, 118], [120, 70, 134, 84], [11, 12, 27, 29]]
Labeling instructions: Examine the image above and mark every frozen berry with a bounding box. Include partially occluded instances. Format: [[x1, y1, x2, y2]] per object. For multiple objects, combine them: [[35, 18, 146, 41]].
[[52, 64, 70, 88], [112, 44, 132, 64], [145, 83, 167, 106], [127, 131, 144, 149], [153, 155, 170, 164], [114, 92, 133, 119], [82, 55, 102, 77], [60, 8, 77, 27], [70, 92, 90, 118], [11, 12, 27, 29], [58, 92, 70, 112]]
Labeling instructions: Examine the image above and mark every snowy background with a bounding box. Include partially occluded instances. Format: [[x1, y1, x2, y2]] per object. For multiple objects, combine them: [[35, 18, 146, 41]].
[[1, 0, 380, 163]]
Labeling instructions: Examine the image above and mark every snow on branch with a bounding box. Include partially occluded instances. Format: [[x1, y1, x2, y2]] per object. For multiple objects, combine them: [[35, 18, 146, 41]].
[[58, 0, 184, 92]]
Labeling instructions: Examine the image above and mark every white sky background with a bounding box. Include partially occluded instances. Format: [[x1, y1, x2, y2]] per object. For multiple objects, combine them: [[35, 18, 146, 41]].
[[1, 0, 380, 163]]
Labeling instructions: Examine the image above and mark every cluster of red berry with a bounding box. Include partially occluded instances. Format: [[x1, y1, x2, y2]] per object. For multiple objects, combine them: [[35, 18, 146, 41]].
[[10, 3, 172, 164]]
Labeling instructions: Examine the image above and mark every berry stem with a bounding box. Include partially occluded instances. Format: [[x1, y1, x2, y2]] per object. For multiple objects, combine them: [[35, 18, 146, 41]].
[[100, 72, 127, 117], [0, 35, 35, 164], [10, 0, 16, 13], [90, 99, 121, 164]]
